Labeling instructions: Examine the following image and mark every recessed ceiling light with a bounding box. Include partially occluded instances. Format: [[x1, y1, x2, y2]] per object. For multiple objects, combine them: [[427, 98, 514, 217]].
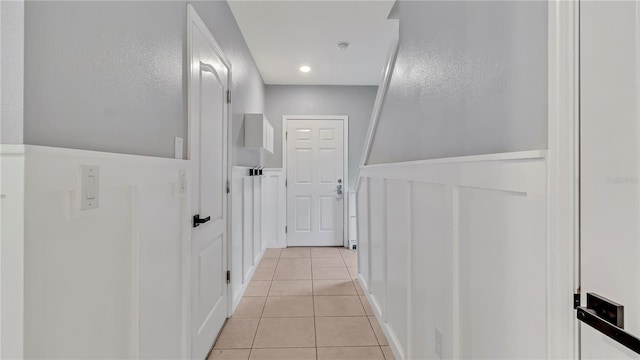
[[337, 41, 350, 50], [299, 65, 311, 73]]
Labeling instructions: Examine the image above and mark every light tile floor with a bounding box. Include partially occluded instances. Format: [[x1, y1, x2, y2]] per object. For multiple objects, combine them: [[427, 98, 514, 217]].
[[209, 247, 395, 360]]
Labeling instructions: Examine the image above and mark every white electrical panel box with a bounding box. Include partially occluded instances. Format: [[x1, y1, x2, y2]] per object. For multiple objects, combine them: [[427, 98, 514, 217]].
[[244, 113, 274, 153], [80, 165, 100, 210]]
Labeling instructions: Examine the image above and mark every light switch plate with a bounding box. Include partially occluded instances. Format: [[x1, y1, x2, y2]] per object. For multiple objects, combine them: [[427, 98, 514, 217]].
[[80, 165, 99, 210], [175, 137, 184, 159], [179, 169, 187, 195]]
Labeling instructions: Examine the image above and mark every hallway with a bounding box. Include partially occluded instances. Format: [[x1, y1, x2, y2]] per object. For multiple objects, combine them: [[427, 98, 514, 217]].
[[209, 247, 394, 360]]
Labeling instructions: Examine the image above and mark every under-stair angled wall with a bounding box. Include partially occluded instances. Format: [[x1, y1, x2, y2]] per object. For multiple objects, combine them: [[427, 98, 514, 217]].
[[356, 1, 551, 359]]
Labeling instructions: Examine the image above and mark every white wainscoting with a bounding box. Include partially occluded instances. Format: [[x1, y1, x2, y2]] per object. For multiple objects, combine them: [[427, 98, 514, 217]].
[[357, 150, 548, 360], [1, 145, 191, 359], [230, 167, 285, 312], [263, 169, 286, 249]]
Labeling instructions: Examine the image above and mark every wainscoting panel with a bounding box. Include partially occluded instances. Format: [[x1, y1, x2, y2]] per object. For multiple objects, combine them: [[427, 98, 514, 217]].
[[2, 145, 191, 359], [263, 169, 286, 249], [357, 150, 548, 360], [230, 167, 273, 312]]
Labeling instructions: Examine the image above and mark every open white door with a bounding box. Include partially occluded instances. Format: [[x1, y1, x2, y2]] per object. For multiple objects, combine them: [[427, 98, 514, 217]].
[[285, 117, 347, 247], [188, 6, 230, 359], [578, 1, 640, 357]]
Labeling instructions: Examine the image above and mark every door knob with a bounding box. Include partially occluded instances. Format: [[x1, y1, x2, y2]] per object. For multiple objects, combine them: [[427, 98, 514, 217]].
[[337, 184, 343, 195]]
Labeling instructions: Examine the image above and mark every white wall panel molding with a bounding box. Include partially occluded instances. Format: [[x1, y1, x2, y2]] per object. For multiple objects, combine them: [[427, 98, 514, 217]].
[[357, 150, 548, 360], [229, 166, 274, 312], [1, 145, 191, 358], [1, 145, 26, 359], [263, 169, 286, 249]]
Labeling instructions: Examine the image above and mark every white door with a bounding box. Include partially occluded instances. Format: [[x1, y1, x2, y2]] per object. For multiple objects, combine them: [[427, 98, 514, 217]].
[[286, 118, 345, 247], [188, 6, 229, 359], [579, 1, 640, 357]]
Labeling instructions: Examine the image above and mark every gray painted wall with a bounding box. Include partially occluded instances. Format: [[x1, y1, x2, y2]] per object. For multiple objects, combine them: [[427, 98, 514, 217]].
[[1, 0, 24, 144], [23, 1, 263, 165], [367, 1, 547, 164], [264, 85, 377, 191]]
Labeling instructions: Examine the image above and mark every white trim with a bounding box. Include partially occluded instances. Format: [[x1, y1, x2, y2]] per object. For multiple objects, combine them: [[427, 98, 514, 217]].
[[282, 115, 350, 247], [355, 24, 400, 190], [361, 149, 546, 168], [547, 0, 580, 358], [0, 145, 25, 359]]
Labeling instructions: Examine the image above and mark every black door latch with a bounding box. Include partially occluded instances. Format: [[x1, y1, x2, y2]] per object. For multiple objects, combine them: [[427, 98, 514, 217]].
[[193, 214, 211, 228]]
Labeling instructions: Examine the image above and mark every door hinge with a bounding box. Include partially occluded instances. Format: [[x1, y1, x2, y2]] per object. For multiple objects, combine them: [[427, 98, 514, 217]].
[[226, 270, 231, 284], [226, 179, 230, 194], [285, 226, 288, 234], [227, 90, 231, 104], [574, 291, 581, 309], [286, 131, 288, 141], [285, 179, 287, 187]]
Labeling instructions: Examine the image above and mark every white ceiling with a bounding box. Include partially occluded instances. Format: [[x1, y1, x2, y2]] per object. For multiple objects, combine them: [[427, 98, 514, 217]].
[[228, 0, 397, 86]]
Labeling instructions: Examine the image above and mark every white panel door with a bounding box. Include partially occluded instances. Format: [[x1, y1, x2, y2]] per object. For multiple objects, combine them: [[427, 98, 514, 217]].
[[580, 1, 640, 357], [286, 119, 344, 246], [188, 6, 229, 359]]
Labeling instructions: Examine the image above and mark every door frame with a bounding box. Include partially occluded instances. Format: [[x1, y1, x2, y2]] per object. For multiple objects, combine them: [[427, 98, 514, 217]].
[[547, 0, 580, 358], [282, 115, 350, 248], [186, 4, 234, 358]]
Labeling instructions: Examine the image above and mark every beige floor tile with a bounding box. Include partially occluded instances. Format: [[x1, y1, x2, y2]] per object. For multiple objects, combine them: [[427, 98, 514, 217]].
[[277, 257, 312, 267], [257, 258, 278, 269], [262, 296, 314, 317], [359, 295, 375, 316], [312, 257, 346, 267], [280, 248, 311, 258], [381, 346, 395, 360], [208, 349, 251, 360], [233, 297, 266, 319], [315, 316, 378, 347], [313, 279, 357, 296], [312, 266, 351, 280], [273, 265, 312, 280], [263, 249, 282, 258], [368, 316, 388, 345], [213, 319, 260, 349], [348, 267, 358, 280], [311, 247, 341, 258], [252, 267, 275, 281], [317, 346, 385, 360], [249, 348, 316, 360], [353, 280, 365, 295], [314, 296, 365, 317], [269, 280, 313, 296], [244, 281, 271, 297], [343, 256, 357, 267], [253, 317, 316, 348], [341, 253, 357, 261]]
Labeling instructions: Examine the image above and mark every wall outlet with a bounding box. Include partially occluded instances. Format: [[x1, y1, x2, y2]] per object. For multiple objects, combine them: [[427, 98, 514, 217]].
[[435, 328, 443, 359], [175, 137, 184, 159]]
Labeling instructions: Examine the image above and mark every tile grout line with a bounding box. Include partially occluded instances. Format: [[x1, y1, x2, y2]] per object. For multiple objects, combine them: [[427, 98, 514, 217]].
[[248, 252, 279, 357]]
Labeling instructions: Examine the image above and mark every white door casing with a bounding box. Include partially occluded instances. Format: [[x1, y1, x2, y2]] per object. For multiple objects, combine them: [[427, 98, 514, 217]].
[[579, 0, 640, 358], [188, 6, 230, 359], [284, 116, 348, 247]]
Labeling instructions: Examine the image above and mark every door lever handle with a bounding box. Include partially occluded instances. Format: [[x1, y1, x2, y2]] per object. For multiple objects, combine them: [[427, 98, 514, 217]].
[[576, 292, 640, 354], [193, 214, 211, 228], [336, 184, 343, 195]]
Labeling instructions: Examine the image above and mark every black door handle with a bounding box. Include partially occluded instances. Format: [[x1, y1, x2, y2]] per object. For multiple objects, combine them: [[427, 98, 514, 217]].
[[193, 214, 211, 228], [576, 292, 640, 354]]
